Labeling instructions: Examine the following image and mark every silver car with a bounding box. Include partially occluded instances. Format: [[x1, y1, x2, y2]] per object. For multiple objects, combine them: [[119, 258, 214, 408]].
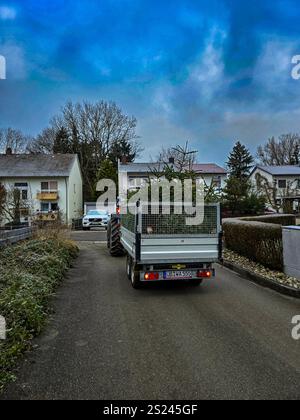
[[82, 210, 110, 230]]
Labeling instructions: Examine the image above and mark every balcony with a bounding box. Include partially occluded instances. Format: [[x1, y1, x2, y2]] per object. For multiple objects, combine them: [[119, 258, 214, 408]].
[[34, 212, 59, 222], [37, 191, 59, 201]]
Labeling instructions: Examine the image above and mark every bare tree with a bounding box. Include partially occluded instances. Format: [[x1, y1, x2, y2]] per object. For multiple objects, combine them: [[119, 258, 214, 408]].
[[26, 128, 57, 154], [27, 101, 141, 200], [156, 141, 198, 173], [255, 172, 297, 213], [0, 128, 29, 154], [257, 134, 300, 165], [0, 185, 32, 226]]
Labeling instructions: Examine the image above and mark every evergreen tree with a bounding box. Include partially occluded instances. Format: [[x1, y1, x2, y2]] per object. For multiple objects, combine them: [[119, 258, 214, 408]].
[[109, 138, 138, 168], [53, 127, 70, 154], [227, 141, 254, 180], [93, 159, 118, 200], [223, 142, 264, 215], [96, 159, 118, 185]]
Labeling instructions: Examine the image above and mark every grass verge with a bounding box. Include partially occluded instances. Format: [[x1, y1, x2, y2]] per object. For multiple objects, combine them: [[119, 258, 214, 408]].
[[0, 235, 78, 392]]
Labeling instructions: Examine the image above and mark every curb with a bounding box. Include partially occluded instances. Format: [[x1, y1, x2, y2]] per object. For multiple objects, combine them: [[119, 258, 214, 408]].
[[222, 260, 300, 299]]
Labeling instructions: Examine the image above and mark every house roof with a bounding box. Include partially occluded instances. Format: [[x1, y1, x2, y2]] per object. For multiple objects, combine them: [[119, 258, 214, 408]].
[[119, 162, 162, 173], [192, 163, 227, 175], [252, 165, 300, 177], [0, 154, 77, 178], [119, 162, 227, 175]]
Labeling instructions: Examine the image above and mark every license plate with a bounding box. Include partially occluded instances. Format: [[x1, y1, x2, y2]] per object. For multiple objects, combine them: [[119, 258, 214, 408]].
[[164, 270, 196, 280]]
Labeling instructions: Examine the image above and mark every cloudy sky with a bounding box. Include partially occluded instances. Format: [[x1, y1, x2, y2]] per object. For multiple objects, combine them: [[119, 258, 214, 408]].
[[1, 0, 300, 165]]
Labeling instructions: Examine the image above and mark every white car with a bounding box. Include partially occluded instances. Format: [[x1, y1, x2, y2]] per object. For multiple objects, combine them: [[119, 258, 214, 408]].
[[82, 210, 110, 230]]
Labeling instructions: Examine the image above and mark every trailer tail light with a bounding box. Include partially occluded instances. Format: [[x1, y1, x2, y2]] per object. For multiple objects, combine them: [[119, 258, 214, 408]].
[[197, 270, 212, 278], [144, 272, 160, 281]]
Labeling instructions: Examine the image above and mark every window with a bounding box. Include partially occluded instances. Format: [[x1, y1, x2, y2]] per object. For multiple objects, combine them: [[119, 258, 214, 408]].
[[15, 183, 28, 188], [212, 176, 222, 189], [41, 202, 49, 213], [51, 203, 58, 211], [278, 180, 287, 189], [41, 181, 58, 192], [15, 182, 28, 200], [129, 177, 148, 189], [40, 202, 58, 213]]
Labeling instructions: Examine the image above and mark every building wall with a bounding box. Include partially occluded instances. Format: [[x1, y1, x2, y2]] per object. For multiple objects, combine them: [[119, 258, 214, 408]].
[[251, 169, 300, 197], [250, 168, 273, 186], [119, 171, 227, 195], [0, 177, 68, 224], [199, 174, 227, 190]]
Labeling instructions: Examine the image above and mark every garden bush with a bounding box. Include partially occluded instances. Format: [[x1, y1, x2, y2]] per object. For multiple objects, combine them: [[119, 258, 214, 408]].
[[0, 237, 78, 391], [241, 214, 296, 226], [223, 219, 284, 271]]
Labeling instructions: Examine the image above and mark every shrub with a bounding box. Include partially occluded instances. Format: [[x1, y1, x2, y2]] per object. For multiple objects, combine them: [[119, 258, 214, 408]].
[[0, 237, 78, 391], [223, 219, 283, 270], [241, 214, 296, 226]]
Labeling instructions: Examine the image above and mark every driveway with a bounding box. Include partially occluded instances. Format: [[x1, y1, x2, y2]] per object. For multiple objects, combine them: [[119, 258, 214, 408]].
[[69, 229, 107, 243], [2, 240, 300, 400]]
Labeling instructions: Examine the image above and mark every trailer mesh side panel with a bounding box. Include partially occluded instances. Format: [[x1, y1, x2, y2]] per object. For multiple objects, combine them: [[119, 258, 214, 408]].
[[142, 205, 218, 235], [121, 213, 136, 233]]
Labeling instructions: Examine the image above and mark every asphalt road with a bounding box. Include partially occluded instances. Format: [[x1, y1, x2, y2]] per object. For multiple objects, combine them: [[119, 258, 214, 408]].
[[2, 238, 300, 400], [69, 229, 107, 243]]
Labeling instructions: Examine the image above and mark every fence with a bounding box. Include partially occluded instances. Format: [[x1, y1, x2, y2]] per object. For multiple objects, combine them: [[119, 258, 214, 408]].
[[122, 204, 220, 236], [0, 227, 36, 248]]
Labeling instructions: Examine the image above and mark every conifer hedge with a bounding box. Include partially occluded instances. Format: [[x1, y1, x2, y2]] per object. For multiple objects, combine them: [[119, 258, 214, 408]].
[[223, 214, 296, 271]]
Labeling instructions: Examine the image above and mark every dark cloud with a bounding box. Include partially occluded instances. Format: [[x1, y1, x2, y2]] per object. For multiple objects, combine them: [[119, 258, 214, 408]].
[[1, 0, 300, 165]]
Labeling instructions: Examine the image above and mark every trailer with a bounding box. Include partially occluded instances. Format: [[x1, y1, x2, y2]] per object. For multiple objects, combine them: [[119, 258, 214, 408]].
[[107, 202, 222, 289]]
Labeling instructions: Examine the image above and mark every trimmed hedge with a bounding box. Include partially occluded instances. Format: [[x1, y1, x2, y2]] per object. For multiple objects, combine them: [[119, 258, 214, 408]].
[[223, 215, 295, 271], [241, 214, 296, 226], [223, 219, 283, 271]]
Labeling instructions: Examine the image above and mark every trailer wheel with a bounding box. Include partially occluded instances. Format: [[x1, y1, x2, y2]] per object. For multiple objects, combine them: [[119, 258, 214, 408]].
[[130, 263, 142, 289], [109, 216, 124, 257], [126, 255, 132, 280]]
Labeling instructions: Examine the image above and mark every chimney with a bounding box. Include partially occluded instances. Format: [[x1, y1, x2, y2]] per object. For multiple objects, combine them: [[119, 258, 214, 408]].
[[121, 156, 127, 165], [6, 147, 12, 155], [169, 157, 175, 165]]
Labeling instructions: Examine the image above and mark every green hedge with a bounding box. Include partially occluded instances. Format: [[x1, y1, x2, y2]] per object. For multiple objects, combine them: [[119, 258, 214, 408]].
[[223, 219, 283, 270], [241, 214, 296, 226], [0, 238, 78, 391]]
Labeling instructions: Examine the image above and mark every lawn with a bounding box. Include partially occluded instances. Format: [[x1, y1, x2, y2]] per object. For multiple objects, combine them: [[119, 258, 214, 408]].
[[0, 234, 78, 391]]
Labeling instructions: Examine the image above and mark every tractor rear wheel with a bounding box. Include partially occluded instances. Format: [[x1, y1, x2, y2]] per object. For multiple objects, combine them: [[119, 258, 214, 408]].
[[109, 215, 124, 257]]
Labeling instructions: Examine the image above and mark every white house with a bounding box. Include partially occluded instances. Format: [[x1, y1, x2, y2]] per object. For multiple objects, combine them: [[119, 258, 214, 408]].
[[250, 165, 300, 212], [118, 160, 227, 195], [0, 152, 83, 225]]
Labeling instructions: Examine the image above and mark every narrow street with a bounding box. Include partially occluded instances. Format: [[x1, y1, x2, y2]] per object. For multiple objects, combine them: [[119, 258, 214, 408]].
[[2, 233, 300, 400]]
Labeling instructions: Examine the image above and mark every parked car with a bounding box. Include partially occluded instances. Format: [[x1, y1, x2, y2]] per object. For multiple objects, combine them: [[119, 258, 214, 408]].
[[82, 210, 110, 230], [264, 206, 277, 215]]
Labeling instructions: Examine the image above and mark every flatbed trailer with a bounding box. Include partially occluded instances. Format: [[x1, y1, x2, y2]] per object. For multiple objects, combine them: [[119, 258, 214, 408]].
[[108, 203, 222, 289]]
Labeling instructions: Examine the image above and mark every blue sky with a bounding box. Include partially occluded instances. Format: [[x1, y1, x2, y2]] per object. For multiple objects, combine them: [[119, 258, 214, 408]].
[[1, 0, 300, 165]]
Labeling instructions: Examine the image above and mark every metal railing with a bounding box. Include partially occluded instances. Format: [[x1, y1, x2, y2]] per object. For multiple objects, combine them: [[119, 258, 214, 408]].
[[0, 226, 36, 247], [121, 203, 220, 236]]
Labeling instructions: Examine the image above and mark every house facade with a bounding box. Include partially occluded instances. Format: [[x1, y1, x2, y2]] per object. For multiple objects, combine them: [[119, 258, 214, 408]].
[[118, 160, 227, 196], [0, 153, 83, 225], [250, 165, 300, 212]]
